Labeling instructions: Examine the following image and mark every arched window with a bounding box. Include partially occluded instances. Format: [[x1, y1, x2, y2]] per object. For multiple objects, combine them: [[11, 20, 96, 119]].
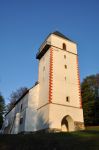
[[63, 43, 66, 50]]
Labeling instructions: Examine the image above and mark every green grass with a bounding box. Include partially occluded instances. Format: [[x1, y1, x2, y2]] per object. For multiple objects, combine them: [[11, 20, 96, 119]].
[[0, 127, 99, 150]]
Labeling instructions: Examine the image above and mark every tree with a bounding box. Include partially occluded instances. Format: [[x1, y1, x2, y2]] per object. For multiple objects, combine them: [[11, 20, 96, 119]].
[[7, 87, 28, 112], [0, 93, 5, 129], [81, 74, 99, 126]]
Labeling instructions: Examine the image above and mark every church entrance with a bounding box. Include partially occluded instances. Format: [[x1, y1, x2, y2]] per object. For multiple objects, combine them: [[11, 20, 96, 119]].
[[61, 115, 74, 132]]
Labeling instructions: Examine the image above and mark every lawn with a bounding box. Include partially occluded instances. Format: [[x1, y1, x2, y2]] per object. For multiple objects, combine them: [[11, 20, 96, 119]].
[[0, 127, 99, 150]]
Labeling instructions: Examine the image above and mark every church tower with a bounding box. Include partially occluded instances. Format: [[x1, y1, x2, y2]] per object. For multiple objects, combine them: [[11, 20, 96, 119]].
[[36, 31, 84, 131]]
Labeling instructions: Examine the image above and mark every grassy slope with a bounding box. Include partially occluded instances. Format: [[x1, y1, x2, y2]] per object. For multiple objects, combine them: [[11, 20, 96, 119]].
[[0, 127, 99, 150]]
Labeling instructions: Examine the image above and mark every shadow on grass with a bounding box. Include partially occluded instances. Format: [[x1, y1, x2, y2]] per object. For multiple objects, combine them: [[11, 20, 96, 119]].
[[0, 130, 99, 150]]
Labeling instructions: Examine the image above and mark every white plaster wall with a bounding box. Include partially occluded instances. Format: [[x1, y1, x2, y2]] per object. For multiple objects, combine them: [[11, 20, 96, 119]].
[[5, 107, 15, 127], [4, 85, 39, 133], [14, 113, 20, 134], [38, 50, 50, 108], [49, 103, 84, 130], [25, 84, 39, 132], [52, 48, 80, 107], [14, 93, 29, 133], [50, 34, 77, 54], [4, 92, 29, 134], [50, 33, 81, 108], [37, 104, 49, 130], [14, 93, 28, 114]]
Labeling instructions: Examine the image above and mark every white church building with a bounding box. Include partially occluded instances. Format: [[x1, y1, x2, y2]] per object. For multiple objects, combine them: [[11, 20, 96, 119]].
[[3, 31, 84, 134]]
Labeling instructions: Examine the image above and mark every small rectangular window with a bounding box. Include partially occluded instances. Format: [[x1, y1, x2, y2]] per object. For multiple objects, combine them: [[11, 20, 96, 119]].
[[63, 43, 66, 50], [64, 65, 67, 69], [66, 96, 70, 102]]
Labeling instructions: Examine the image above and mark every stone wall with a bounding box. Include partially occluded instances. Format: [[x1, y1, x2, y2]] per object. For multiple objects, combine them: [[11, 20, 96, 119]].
[[74, 121, 85, 130]]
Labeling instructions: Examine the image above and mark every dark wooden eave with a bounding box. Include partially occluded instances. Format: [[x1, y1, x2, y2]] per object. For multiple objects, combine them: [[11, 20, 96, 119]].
[[36, 41, 51, 59]]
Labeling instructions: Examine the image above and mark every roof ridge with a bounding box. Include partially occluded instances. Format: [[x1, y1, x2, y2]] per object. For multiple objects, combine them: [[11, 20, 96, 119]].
[[52, 31, 76, 43]]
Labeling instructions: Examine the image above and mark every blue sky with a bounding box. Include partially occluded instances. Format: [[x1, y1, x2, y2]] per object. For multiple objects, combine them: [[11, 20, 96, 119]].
[[0, 0, 99, 103]]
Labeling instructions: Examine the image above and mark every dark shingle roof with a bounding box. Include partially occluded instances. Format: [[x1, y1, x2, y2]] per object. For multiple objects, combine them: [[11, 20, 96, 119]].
[[52, 31, 76, 43]]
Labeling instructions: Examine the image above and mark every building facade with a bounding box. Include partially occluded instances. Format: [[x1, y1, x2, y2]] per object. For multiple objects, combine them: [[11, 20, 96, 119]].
[[2, 31, 84, 134]]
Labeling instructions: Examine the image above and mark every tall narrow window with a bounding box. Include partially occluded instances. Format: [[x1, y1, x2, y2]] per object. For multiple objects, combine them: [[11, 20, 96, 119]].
[[63, 43, 66, 50], [20, 104, 22, 111], [64, 65, 67, 69], [66, 96, 70, 102]]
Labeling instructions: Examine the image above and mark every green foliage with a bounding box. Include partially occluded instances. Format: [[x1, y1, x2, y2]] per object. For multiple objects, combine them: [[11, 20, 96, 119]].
[[81, 74, 99, 126], [0, 93, 5, 129]]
